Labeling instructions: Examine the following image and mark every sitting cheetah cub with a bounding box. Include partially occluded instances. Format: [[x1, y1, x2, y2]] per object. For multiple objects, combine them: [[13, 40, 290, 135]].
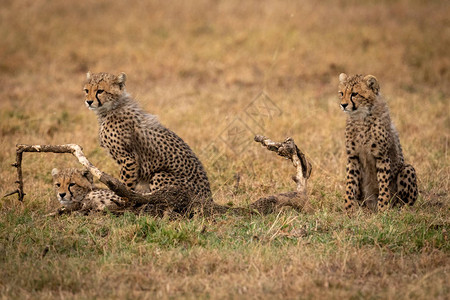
[[338, 73, 418, 211], [52, 168, 124, 212], [83, 72, 212, 205]]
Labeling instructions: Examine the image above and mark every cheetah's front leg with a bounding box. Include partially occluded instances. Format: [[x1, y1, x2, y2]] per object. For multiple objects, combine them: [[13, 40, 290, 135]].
[[345, 156, 362, 211], [375, 157, 391, 211], [118, 155, 139, 190]]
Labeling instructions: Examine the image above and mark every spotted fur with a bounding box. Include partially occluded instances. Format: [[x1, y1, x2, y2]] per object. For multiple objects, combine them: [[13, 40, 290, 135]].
[[83, 72, 212, 205], [338, 73, 418, 211], [52, 168, 124, 211]]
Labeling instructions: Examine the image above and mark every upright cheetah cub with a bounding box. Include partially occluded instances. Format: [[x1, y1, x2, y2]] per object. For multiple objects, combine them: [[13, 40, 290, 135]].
[[52, 168, 124, 212], [338, 73, 418, 211], [83, 72, 212, 205]]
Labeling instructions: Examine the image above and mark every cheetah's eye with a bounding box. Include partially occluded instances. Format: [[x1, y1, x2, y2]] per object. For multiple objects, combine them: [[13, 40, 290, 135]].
[[97, 90, 104, 94], [339, 91, 343, 97], [84, 89, 89, 94], [68, 183, 76, 187], [351, 92, 358, 97], [55, 183, 61, 188]]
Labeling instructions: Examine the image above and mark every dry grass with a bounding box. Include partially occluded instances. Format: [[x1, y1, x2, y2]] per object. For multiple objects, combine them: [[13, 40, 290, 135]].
[[0, 0, 449, 299]]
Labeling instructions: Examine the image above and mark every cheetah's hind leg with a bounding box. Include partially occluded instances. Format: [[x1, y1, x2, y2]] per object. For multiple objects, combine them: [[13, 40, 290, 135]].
[[395, 164, 418, 206]]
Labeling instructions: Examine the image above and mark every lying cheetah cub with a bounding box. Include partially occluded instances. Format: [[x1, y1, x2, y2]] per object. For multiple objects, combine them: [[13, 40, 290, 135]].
[[338, 73, 418, 211], [50, 168, 305, 216], [52, 168, 124, 212], [83, 72, 212, 205]]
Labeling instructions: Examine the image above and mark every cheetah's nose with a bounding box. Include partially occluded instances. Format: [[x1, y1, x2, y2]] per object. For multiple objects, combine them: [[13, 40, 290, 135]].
[[341, 103, 348, 110], [86, 100, 93, 106], [59, 193, 66, 198]]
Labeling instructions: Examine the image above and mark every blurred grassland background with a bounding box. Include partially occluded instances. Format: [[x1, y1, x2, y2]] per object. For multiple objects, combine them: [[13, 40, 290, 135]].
[[0, 0, 449, 299]]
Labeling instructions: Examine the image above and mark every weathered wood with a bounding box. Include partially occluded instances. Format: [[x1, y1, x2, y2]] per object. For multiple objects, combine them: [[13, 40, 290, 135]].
[[4, 138, 313, 216], [4, 146, 26, 201], [254, 135, 312, 212], [3, 144, 100, 202], [3, 144, 192, 208]]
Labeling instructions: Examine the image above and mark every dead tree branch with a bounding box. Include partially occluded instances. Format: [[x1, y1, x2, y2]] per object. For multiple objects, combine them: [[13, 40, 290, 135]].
[[3, 144, 190, 209], [4, 139, 314, 216], [4, 148, 25, 201], [253, 135, 313, 212]]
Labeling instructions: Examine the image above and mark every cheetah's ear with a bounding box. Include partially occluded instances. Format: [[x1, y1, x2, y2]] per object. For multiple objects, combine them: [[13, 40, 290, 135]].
[[86, 71, 92, 81], [364, 75, 380, 95], [82, 169, 94, 183], [339, 73, 348, 83], [117, 72, 127, 89], [51, 168, 60, 177]]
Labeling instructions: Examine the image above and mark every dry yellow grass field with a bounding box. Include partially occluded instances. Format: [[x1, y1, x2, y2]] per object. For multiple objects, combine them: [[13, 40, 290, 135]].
[[0, 0, 449, 299]]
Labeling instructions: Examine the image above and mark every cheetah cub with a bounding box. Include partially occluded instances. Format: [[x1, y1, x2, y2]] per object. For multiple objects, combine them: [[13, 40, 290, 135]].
[[338, 73, 418, 211], [52, 168, 124, 212], [83, 72, 212, 204]]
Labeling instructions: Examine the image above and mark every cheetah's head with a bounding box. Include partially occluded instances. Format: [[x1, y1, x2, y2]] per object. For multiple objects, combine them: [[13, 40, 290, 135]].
[[338, 73, 380, 116], [83, 72, 127, 113], [51, 168, 94, 209]]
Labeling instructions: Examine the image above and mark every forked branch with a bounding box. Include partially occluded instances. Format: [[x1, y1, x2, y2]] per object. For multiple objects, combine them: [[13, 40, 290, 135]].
[[252, 135, 313, 212], [4, 139, 314, 216], [254, 135, 311, 196], [3, 144, 189, 207]]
